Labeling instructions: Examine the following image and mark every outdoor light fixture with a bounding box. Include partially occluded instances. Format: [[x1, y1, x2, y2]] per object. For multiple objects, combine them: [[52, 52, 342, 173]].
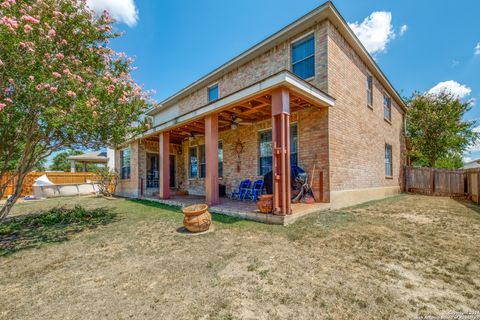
[[231, 123, 238, 130]]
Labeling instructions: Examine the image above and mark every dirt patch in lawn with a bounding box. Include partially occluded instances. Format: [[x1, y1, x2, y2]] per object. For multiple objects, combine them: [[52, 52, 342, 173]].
[[0, 195, 479, 320]]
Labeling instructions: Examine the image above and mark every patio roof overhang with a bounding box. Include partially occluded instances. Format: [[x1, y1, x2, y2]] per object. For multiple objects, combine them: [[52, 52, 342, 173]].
[[141, 70, 335, 143]]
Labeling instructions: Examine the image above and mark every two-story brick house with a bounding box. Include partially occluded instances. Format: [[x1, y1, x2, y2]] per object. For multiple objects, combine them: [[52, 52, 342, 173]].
[[113, 1, 407, 221]]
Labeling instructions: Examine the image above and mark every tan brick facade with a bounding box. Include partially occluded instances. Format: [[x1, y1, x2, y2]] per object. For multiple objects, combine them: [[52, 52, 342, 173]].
[[116, 14, 405, 208]]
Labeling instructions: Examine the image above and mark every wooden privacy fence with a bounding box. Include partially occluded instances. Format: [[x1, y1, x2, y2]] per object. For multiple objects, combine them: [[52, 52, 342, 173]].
[[1, 172, 98, 198], [405, 166, 480, 202]]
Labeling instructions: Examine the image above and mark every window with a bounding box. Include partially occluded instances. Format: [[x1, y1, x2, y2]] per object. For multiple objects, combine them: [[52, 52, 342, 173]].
[[208, 84, 218, 102], [258, 124, 299, 175], [367, 74, 373, 107], [120, 148, 131, 179], [385, 144, 393, 177], [291, 34, 315, 79], [384, 94, 392, 122], [189, 146, 197, 178], [199, 145, 206, 178], [218, 141, 223, 177]]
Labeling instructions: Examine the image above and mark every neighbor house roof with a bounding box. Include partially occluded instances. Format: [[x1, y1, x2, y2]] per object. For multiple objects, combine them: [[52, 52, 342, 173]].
[[67, 151, 108, 163], [148, 1, 407, 116], [462, 159, 480, 170]]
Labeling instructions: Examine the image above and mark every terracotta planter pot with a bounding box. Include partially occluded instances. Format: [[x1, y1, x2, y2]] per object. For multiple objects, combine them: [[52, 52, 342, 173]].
[[182, 204, 212, 233], [257, 195, 273, 214]]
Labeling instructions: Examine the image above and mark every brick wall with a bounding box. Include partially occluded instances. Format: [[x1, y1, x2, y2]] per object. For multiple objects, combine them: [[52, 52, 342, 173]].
[[153, 22, 329, 126], [326, 21, 406, 192]]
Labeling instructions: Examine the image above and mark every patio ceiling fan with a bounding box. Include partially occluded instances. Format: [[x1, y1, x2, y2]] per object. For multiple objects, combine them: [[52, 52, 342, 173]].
[[184, 131, 204, 141], [229, 114, 253, 130]]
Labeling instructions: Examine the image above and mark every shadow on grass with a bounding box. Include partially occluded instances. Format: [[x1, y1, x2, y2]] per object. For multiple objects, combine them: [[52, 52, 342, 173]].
[[453, 198, 480, 218], [128, 199, 252, 226], [0, 206, 118, 256]]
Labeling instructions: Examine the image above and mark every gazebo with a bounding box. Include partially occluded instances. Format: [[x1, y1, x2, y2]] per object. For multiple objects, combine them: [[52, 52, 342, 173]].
[[67, 151, 108, 172]]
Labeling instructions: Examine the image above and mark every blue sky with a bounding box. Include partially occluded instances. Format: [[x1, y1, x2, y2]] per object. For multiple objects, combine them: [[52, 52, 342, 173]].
[[76, 0, 480, 163]]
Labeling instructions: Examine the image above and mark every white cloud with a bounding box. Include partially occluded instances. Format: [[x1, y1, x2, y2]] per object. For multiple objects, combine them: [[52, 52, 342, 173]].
[[475, 42, 480, 56], [428, 80, 472, 99], [399, 24, 408, 36], [348, 11, 396, 55], [463, 155, 472, 163], [87, 0, 138, 27]]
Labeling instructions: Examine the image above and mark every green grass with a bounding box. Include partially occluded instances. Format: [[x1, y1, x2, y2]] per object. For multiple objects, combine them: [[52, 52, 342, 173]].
[[0, 205, 117, 256]]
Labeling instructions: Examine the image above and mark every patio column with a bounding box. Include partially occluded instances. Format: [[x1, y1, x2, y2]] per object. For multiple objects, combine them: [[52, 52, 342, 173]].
[[70, 160, 76, 173], [205, 114, 219, 206], [271, 88, 292, 215], [159, 131, 170, 199]]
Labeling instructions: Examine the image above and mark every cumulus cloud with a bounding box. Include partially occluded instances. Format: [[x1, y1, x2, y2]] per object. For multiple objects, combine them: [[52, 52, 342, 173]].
[[475, 42, 480, 56], [348, 11, 396, 55], [399, 24, 408, 36], [428, 80, 472, 99], [87, 0, 138, 27]]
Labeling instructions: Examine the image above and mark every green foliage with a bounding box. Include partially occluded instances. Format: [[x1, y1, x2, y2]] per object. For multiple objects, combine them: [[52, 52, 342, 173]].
[[0, 0, 152, 218], [0, 205, 117, 255], [406, 91, 478, 168], [94, 166, 119, 196]]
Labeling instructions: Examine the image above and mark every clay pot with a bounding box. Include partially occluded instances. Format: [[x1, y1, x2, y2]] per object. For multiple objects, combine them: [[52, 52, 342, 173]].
[[257, 194, 273, 214], [182, 204, 212, 233]]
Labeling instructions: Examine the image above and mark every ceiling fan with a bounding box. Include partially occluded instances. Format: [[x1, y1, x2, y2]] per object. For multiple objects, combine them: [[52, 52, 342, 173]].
[[229, 114, 253, 130], [184, 131, 204, 141]]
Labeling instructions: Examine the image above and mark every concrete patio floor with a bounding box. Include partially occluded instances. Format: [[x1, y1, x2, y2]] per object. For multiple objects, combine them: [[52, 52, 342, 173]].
[[141, 195, 330, 225]]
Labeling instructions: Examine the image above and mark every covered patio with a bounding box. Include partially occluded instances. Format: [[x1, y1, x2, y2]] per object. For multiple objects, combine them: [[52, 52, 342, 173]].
[[141, 71, 335, 222], [141, 194, 330, 225]]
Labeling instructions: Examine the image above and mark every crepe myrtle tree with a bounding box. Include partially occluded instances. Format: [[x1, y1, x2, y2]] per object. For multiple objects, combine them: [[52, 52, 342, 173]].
[[406, 91, 478, 168], [0, 0, 152, 221]]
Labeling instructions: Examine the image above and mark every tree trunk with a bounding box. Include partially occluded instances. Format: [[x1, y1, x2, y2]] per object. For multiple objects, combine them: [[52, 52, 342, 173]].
[[0, 170, 28, 222]]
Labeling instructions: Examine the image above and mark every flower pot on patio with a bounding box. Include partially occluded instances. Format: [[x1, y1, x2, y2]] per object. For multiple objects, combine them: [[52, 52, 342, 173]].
[[257, 194, 273, 214], [182, 204, 212, 233]]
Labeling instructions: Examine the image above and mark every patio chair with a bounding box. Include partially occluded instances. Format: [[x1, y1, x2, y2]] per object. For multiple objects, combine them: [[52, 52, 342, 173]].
[[231, 180, 251, 200], [244, 179, 264, 201]]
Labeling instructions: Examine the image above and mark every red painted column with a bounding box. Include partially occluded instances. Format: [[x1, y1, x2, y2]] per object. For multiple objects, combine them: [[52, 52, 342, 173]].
[[271, 88, 292, 215], [159, 132, 170, 199], [205, 114, 220, 205]]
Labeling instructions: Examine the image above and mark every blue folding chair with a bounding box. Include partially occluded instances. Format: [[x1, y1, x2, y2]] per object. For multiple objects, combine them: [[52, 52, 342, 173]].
[[244, 179, 264, 201], [231, 180, 251, 200]]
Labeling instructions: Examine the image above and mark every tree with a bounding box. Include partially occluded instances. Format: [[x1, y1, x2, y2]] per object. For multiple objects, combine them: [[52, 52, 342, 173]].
[[406, 91, 478, 168], [0, 0, 152, 221]]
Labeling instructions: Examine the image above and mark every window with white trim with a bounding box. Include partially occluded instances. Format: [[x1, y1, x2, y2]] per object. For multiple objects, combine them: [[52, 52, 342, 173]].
[[367, 74, 373, 107], [208, 84, 218, 102], [120, 148, 131, 179], [291, 34, 315, 79], [258, 124, 298, 175], [384, 94, 392, 122], [385, 144, 393, 177]]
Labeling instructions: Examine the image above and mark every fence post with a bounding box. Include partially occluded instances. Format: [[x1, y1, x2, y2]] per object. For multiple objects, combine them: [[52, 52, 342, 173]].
[[431, 168, 435, 196], [477, 169, 480, 204]]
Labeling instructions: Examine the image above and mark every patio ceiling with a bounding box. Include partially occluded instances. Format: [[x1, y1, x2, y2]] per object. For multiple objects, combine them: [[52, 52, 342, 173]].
[[145, 90, 320, 144]]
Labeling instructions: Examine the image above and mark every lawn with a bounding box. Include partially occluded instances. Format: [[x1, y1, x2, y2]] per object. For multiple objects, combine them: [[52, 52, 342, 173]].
[[0, 194, 479, 319]]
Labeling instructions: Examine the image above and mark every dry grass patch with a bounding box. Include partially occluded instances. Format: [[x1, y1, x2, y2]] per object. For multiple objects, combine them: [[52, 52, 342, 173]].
[[0, 194, 479, 319]]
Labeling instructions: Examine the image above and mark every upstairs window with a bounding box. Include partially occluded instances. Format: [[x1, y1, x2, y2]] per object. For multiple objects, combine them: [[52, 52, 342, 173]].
[[291, 34, 315, 79], [120, 148, 131, 179], [208, 84, 219, 102], [385, 144, 393, 177], [367, 74, 373, 107], [384, 94, 392, 122]]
